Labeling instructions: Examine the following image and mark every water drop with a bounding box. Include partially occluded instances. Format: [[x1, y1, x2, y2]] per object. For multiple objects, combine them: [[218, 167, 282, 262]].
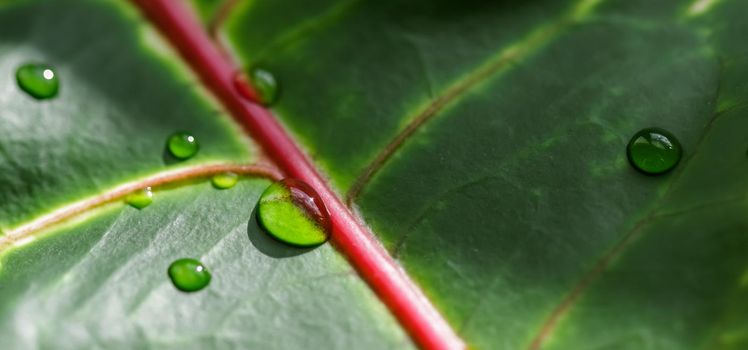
[[126, 187, 153, 209], [627, 127, 682, 175], [257, 179, 330, 247], [16, 63, 59, 99], [167, 132, 199, 160], [247, 66, 279, 106], [212, 172, 238, 189], [233, 71, 257, 102], [168, 258, 211, 292], [233, 67, 279, 105]]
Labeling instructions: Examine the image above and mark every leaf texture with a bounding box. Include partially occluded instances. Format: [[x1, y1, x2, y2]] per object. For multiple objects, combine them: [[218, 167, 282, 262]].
[[0, 0, 412, 348], [221, 0, 748, 348]]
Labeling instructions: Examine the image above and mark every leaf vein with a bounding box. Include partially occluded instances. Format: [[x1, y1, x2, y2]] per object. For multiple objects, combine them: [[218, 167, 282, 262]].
[[345, 0, 605, 204]]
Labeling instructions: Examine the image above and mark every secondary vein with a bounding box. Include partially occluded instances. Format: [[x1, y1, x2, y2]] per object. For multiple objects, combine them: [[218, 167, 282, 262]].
[[207, 0, 237, 37], [526, 60, 727, 349], [245, 0, 361, 64], [134, 1, 466, 347], [345, 0, 604, 205], [0, 163, 281, 252]]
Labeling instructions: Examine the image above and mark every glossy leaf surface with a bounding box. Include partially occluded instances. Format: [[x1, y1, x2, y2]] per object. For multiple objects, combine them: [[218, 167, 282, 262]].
[[223, 0, 748, 348], [0, 0, 250, 228], [0, 182, 410, 349], [2, 0, 747, 348], [0, 0, 411, 348]]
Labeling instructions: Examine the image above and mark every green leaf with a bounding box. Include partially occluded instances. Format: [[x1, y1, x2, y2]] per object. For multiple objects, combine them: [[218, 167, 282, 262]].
[[223, 0, 748, 348], [0, 0, 411, 348], [189, 0, 228, 25], [0, 182, 410, 349], [4, 0, 748, 348], [0, 0, 250, 228]]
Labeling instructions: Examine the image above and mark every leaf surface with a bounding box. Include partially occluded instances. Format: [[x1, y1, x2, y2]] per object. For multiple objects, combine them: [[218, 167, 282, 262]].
[[0, 0, 411, 348], [222, 0, 748, 348], [0, 181, 410, 349], [0, 0, 250, 228]]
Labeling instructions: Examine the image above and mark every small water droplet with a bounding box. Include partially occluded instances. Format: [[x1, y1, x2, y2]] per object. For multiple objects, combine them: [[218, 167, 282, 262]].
[[168, 258, 211, 292], [212, 172, 238, 189], [248, 67, 279, 106], [126, 187, 153, 209], [16, 63, 59, 99], [167, 132, 199, 160], [627, 127, 682, 175], [233, 71, 258, 102], [257, 179, 330, 247]]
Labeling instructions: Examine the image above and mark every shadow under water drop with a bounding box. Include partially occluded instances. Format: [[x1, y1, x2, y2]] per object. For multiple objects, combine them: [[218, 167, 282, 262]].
[[247, 204, 312, 258], [162, 147, 182, 166]]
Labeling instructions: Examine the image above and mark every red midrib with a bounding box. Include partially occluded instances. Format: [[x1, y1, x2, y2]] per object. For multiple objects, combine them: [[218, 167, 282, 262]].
[[132, 1, 464, 349]]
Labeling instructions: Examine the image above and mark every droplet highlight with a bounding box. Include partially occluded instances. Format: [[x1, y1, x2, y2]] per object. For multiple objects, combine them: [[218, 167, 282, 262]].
[[257, 179, 331, 247], [249, 67, 279, 106], [627, 127, 682, 175], [167, 132, 199, 160], [168, 258, 211, 292], [126, 187, 153, 209], [212, 172, 238, 189], [16, 63, 59, 99]]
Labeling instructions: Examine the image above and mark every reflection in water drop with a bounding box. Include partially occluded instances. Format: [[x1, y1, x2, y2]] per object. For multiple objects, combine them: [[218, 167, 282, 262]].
[[233, 67, 280, 106], [16, 63, 59, 99], [126, 187, 153, 209], [168, 258, 211, 292], [212, 172, 239, 189], [256, 179, 330, 247], [167, 132, 199, 160], [627, 127, 682, 175]]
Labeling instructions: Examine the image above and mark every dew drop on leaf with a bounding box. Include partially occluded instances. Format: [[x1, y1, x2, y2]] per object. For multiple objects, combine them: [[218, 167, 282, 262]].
[[167, 132, 199, 160], [233, 67, 279, 105], [168, 258, 211, 292], [126, 187, 153, 209], [16, 63, 59, 99], [257, 179, 331, 247], [627, 127, 682, 175], [232, 71, 256, 101], [249, 66, 279, 106], [212, 172, 238, 189]]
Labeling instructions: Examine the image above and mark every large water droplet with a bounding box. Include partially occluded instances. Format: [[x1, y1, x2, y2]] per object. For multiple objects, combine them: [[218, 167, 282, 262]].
[[167, 132, 199, 160], [168, 258, 211, 292], [126, 187, 153, 209], [257, 179, 330, 247], [16, 63, 59, 99], [627, 127, 682, 175], [212, 172, 238, 189], [249, 67, 279, 106]]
